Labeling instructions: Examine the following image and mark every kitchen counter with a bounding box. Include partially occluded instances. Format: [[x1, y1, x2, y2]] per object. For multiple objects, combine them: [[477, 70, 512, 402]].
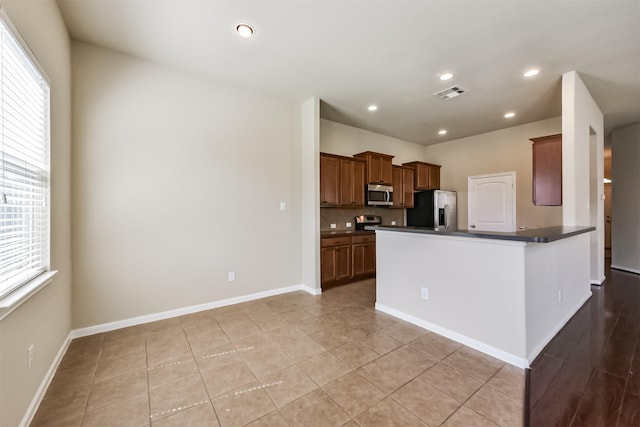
[[374, 225, 595, 368], [320, 229, 375, 238], [373, 225, 595, 243]]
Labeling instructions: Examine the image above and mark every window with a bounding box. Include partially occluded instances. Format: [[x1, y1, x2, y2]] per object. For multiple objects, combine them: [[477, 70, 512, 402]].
[[0, 16, 50, 299]]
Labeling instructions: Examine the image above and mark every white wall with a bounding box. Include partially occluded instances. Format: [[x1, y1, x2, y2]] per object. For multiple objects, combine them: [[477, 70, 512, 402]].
[[72, 42, 303, 328], [424, 117, 563, 229], [611, 122, 640, 274], [0, 1, 72, 426], [320, 119, 428, 164], [301, 98, 321, 292], [562, 71, 605, 284]]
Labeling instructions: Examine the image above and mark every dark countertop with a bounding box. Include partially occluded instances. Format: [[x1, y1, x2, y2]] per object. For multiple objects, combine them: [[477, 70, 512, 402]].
[[321, 229, 376, 238], [372, 225, 596, 243]]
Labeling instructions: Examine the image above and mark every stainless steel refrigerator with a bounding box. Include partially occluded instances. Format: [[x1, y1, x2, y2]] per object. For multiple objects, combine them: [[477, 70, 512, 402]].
[[406, 190, 457, 230]]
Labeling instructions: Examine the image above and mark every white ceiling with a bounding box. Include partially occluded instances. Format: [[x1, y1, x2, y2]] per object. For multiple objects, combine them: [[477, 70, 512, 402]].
[[57, 0, 640, 145]]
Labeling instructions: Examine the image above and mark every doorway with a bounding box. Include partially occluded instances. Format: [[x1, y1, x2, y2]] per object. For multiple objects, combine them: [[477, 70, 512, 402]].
[[604, 145, 612, 259]]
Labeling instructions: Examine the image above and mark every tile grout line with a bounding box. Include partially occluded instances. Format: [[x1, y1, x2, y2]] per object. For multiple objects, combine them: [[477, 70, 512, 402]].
[[187, 319, 225, 427]]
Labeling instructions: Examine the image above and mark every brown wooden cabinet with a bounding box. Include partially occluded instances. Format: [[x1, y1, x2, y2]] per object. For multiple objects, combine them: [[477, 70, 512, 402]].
[[352, 234, 376, 278], [391, 166, 415, 208], [320, 153, 365, 207], [321, 233, 376, 289], [531, 134, 562, 206], [320, 154, 340, 206], [354, 151, 394, 185], [402, 161, 441, 190], [321, 236, 352, 284], [340, 158, 366, 207]]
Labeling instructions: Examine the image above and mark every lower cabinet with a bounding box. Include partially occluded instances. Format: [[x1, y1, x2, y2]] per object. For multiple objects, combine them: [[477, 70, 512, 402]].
[[352, 235, 376, 277], [321, 245, 351, 282], [321, 233, 376, 289]]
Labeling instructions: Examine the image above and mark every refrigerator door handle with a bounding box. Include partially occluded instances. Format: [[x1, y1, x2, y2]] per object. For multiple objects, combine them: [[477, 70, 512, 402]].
[[444, 204, 449, 229]]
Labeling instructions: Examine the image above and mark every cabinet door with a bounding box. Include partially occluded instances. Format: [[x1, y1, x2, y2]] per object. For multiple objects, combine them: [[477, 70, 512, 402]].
[[414, 164, 430, 190], [320, 155, 340, 206], [391, 166, 404, 207], [353, 242, 376, 277], [403, 168, 415, 207], [335, 246, 351, 280], [380, 156, 393, 185], [340, 159, 355, 206], [412, 163, 440, 190], [321, 247, 337, 283], [352, 161, 365, 206], [428, 165, 441, 190], [340, 159, 366, 207], [531, 134, 562, 206], [368, 155, 382, 184], [352, 244, 366, 277], [364, 242, 376, 274]]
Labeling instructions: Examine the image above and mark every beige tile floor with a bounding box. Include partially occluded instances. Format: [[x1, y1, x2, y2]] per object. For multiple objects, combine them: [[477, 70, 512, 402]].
[[31, 279, 524, 427]]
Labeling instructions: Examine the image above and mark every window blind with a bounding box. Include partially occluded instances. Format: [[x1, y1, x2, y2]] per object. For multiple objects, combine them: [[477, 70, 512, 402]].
[[0, 17, 50, 299]]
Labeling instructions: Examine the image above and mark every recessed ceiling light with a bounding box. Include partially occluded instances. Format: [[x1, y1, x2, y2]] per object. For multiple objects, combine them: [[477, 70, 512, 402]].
[[504, 112, 516, 118], [439, 73, 454, 81], [367, 105, 378, 112], [524, 68, 539, 77], [236, 23, 255, 38], [438, 129, 447, 135]]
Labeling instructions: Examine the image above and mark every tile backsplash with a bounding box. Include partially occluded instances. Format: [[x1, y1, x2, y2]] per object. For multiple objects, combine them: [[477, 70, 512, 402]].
[[321, 207, 405, 231]]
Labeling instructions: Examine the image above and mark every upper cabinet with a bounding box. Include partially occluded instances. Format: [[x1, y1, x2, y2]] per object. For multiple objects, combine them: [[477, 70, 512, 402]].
[[340, 158, 366, 207], [531, 134, 562, 206], [391, 166, 415, 208], [320, 153, 365, 207], [320, 154, 340, 206], [402, 161, 441, 190], [354, 151, 394, 185]]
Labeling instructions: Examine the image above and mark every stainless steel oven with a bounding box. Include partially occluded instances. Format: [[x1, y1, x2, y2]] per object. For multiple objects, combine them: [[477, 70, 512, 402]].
[[366, 184, 393, 206]]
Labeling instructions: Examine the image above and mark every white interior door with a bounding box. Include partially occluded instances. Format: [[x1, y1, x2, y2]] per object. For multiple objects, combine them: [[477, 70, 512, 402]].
[[468, 172, 516, 232]]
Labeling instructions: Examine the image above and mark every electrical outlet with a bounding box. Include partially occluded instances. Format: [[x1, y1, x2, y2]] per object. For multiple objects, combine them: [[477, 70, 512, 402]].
[[228, 272, 235, 282], [346, 222, 352, 228], [279, 202, 286, 211], [558, 289, 563, 303], [330, 224, 336, 229], [27, 344, 34, 371], [391, 221, 396, 225], [421, 287, 429, 300]]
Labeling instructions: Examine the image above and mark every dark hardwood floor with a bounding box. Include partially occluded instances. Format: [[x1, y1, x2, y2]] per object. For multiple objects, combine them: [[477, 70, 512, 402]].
[[528, 260, 640, 427]]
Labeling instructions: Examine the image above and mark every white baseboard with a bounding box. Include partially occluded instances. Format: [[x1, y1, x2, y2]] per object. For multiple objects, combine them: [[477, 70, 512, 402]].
[[526, 291, 592, 366], [19, 331, 73, 427], [590, 275, 606, 285], [301, 285, 322, 295], [611, 264, 640, 275], [375, 303, 529, 369], [72, 284, 318, 338]]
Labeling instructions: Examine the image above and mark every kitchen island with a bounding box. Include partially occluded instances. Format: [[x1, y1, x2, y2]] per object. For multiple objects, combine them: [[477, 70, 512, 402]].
[[374, 225, 595, 368]]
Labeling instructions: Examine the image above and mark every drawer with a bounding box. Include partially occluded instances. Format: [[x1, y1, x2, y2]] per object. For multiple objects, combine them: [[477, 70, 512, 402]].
[[321, 236, 352, 247], [351, 234, 376, 244]]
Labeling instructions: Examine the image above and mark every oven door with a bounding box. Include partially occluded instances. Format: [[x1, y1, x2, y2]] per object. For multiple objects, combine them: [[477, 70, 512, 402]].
[[367, 184, 393, 206]]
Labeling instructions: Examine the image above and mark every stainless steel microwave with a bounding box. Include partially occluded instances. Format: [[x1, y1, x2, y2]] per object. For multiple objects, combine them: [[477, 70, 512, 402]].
[[366, 184, 393, 206]]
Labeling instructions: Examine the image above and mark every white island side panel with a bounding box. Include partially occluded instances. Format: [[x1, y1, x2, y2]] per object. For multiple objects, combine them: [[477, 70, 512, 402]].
[[525, 233, 592, 363], [375, 230, 528, 366]]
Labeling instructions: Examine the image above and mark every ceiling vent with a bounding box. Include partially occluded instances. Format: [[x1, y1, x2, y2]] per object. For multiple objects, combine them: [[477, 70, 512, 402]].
[[433, 86, 467, 101]]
